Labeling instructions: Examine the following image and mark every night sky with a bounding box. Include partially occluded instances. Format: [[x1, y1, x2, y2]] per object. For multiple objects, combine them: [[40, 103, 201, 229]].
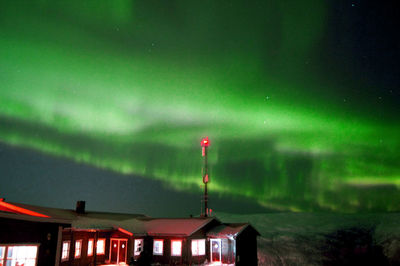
[[1, 1, 399, 216]]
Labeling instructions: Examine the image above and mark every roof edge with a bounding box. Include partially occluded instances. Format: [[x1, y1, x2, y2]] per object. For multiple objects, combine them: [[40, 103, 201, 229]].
[[0, 211, 71, 225]]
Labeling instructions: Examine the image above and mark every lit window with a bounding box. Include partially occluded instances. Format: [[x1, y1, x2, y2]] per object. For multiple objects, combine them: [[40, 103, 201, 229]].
[[134, 239, 144, 256], [74, 240, 82, 258], [96, 239, 105, 255], [153, 240, 163, 255], [62, 241, 70, 261], [3, 245, 38, 266], [191, 239, 206, 256], [0, 246, 5, 266], [171, 240, 182, 256], [87, 239, 94, 256]]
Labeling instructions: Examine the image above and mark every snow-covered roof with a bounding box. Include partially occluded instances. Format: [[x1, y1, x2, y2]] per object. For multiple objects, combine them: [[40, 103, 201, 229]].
[[1, 201, 218, 237], [0, 210, 71, 224], [72, 217, 217, 237], [141, 217, 216, 237], [207, 223, 260, 238], [7, 201, 147, 221]]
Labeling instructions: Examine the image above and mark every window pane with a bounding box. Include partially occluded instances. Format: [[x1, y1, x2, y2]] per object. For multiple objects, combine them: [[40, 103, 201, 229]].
[[191, 240, 198, 255], [75, 240, 82, 258], [0, 246, 4, 265], [97, 239, 105, 255], [4, 246, 38, 266], [134, 239, 144, 256], [192, 239, 205, 256], [153, 240, 163, 255], [88, 239, 93, 256], [198, 239, 205, 255], [171, 240, 182, 256], [62, 242, 70, 261]]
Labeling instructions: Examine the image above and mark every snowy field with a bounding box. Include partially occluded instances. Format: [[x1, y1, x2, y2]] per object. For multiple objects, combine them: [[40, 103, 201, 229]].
[[217, 212, 400, 265]]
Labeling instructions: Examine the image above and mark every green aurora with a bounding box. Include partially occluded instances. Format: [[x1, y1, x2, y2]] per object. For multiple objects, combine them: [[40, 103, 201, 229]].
[[1, 1, 399, 212]]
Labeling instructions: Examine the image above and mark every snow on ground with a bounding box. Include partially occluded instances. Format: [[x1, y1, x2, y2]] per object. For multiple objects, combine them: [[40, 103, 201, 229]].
[[216, 212, 400, 265]]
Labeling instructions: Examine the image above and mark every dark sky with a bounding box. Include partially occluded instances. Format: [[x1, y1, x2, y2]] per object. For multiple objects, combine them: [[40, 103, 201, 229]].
[[0, 0, 399, 216]]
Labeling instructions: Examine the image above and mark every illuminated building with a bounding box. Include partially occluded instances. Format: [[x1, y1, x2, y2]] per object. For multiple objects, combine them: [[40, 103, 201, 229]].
[[0, 199, 259, 265]]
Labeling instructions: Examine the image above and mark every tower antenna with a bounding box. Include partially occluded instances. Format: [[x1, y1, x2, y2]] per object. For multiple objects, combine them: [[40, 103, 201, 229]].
[[201, 137, 210, 217]]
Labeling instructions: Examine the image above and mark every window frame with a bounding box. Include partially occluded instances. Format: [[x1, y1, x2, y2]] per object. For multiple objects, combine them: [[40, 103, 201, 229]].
[[0, 244, 39, 265], [61, 241, 70, 261], [0, 245, 5, 265], [134, 239, 144, 256], [153, 239, 164, 256], [96, 239, 106, 255], [74, 240, 82, 258], [191, 239, 206, 256], [171, 239, 182, 257], [87, 239, 94, 256]]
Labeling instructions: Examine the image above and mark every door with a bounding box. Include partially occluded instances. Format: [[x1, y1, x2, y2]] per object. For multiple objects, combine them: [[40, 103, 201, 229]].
[[110, 239, 128, 264], [119, 240, 127, 263], [210, 239, 222, 263], [110, 239, 119, 263]]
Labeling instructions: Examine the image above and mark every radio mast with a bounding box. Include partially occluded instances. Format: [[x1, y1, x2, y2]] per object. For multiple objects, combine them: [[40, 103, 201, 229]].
[[201, 137, 210, 217]]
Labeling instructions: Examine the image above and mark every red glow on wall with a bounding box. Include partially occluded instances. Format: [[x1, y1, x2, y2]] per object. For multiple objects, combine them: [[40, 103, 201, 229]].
[[0, 200, 49, 218], [117, 227, 133, 236]]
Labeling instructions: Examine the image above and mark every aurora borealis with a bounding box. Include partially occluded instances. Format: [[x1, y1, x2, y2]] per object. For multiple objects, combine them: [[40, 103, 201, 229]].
[[1, 1, 399, 214]]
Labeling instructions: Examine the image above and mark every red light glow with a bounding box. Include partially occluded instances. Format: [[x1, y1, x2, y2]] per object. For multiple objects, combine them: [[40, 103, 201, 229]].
[[201, 137, 210, 147], [0, 201, 50, 218], [117, 227, 133, 236], [203, 174, 209, 183]]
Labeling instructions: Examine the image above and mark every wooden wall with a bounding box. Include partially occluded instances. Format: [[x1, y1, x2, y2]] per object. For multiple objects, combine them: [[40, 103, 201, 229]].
[[0, 217, 66, 265], [236, 227, 258, 266]]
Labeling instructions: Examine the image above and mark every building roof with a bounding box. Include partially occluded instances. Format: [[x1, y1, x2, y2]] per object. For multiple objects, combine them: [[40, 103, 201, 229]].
[[0, 199, 50, 218], [0, 210, 71, 225], [6, 201, 146, 221], [1, 200, 260, 239], [141, 217, 216, 237], [206, 223, 260, 238], [0, 200, 219, 237]]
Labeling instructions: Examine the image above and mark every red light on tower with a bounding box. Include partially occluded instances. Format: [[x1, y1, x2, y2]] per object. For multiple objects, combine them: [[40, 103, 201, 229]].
[[201, 137, 210, 147], [201, 137, 209, 157], [204, 174, 209, 183]]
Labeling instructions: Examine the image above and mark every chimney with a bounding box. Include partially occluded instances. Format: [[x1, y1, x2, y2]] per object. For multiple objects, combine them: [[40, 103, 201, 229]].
[[76, 201, 86, 214]]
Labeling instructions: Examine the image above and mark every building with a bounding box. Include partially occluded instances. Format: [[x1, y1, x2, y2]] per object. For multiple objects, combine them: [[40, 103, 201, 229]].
[[0, 199, 259, 265], [0, 199, 70, 265]]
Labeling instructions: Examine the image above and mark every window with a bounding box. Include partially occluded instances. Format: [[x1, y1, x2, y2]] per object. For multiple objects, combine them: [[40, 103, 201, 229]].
[[1, 245, 38, 266], [87, 239, 94, 256], [0, 246, 5, 266], [191, 239, 206, 256], [74, 240, 82, 258], [96, 239, 105, 255], [61, 241, 70, 261], [134, 239, 144, 256], [153, 240, 163, 255], [171, 240, 182, 256]]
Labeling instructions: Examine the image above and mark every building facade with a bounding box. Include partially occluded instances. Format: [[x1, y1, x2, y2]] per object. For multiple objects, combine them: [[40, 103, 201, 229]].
[[0, 199, 259, 265]]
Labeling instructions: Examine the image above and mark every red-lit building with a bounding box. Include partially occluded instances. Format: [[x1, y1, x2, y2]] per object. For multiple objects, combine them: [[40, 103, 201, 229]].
[[0, 199, 259, 265]]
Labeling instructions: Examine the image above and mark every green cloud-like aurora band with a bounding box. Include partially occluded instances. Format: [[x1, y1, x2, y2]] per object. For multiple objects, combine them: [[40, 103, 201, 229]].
[[1, 1, 399, 212]]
